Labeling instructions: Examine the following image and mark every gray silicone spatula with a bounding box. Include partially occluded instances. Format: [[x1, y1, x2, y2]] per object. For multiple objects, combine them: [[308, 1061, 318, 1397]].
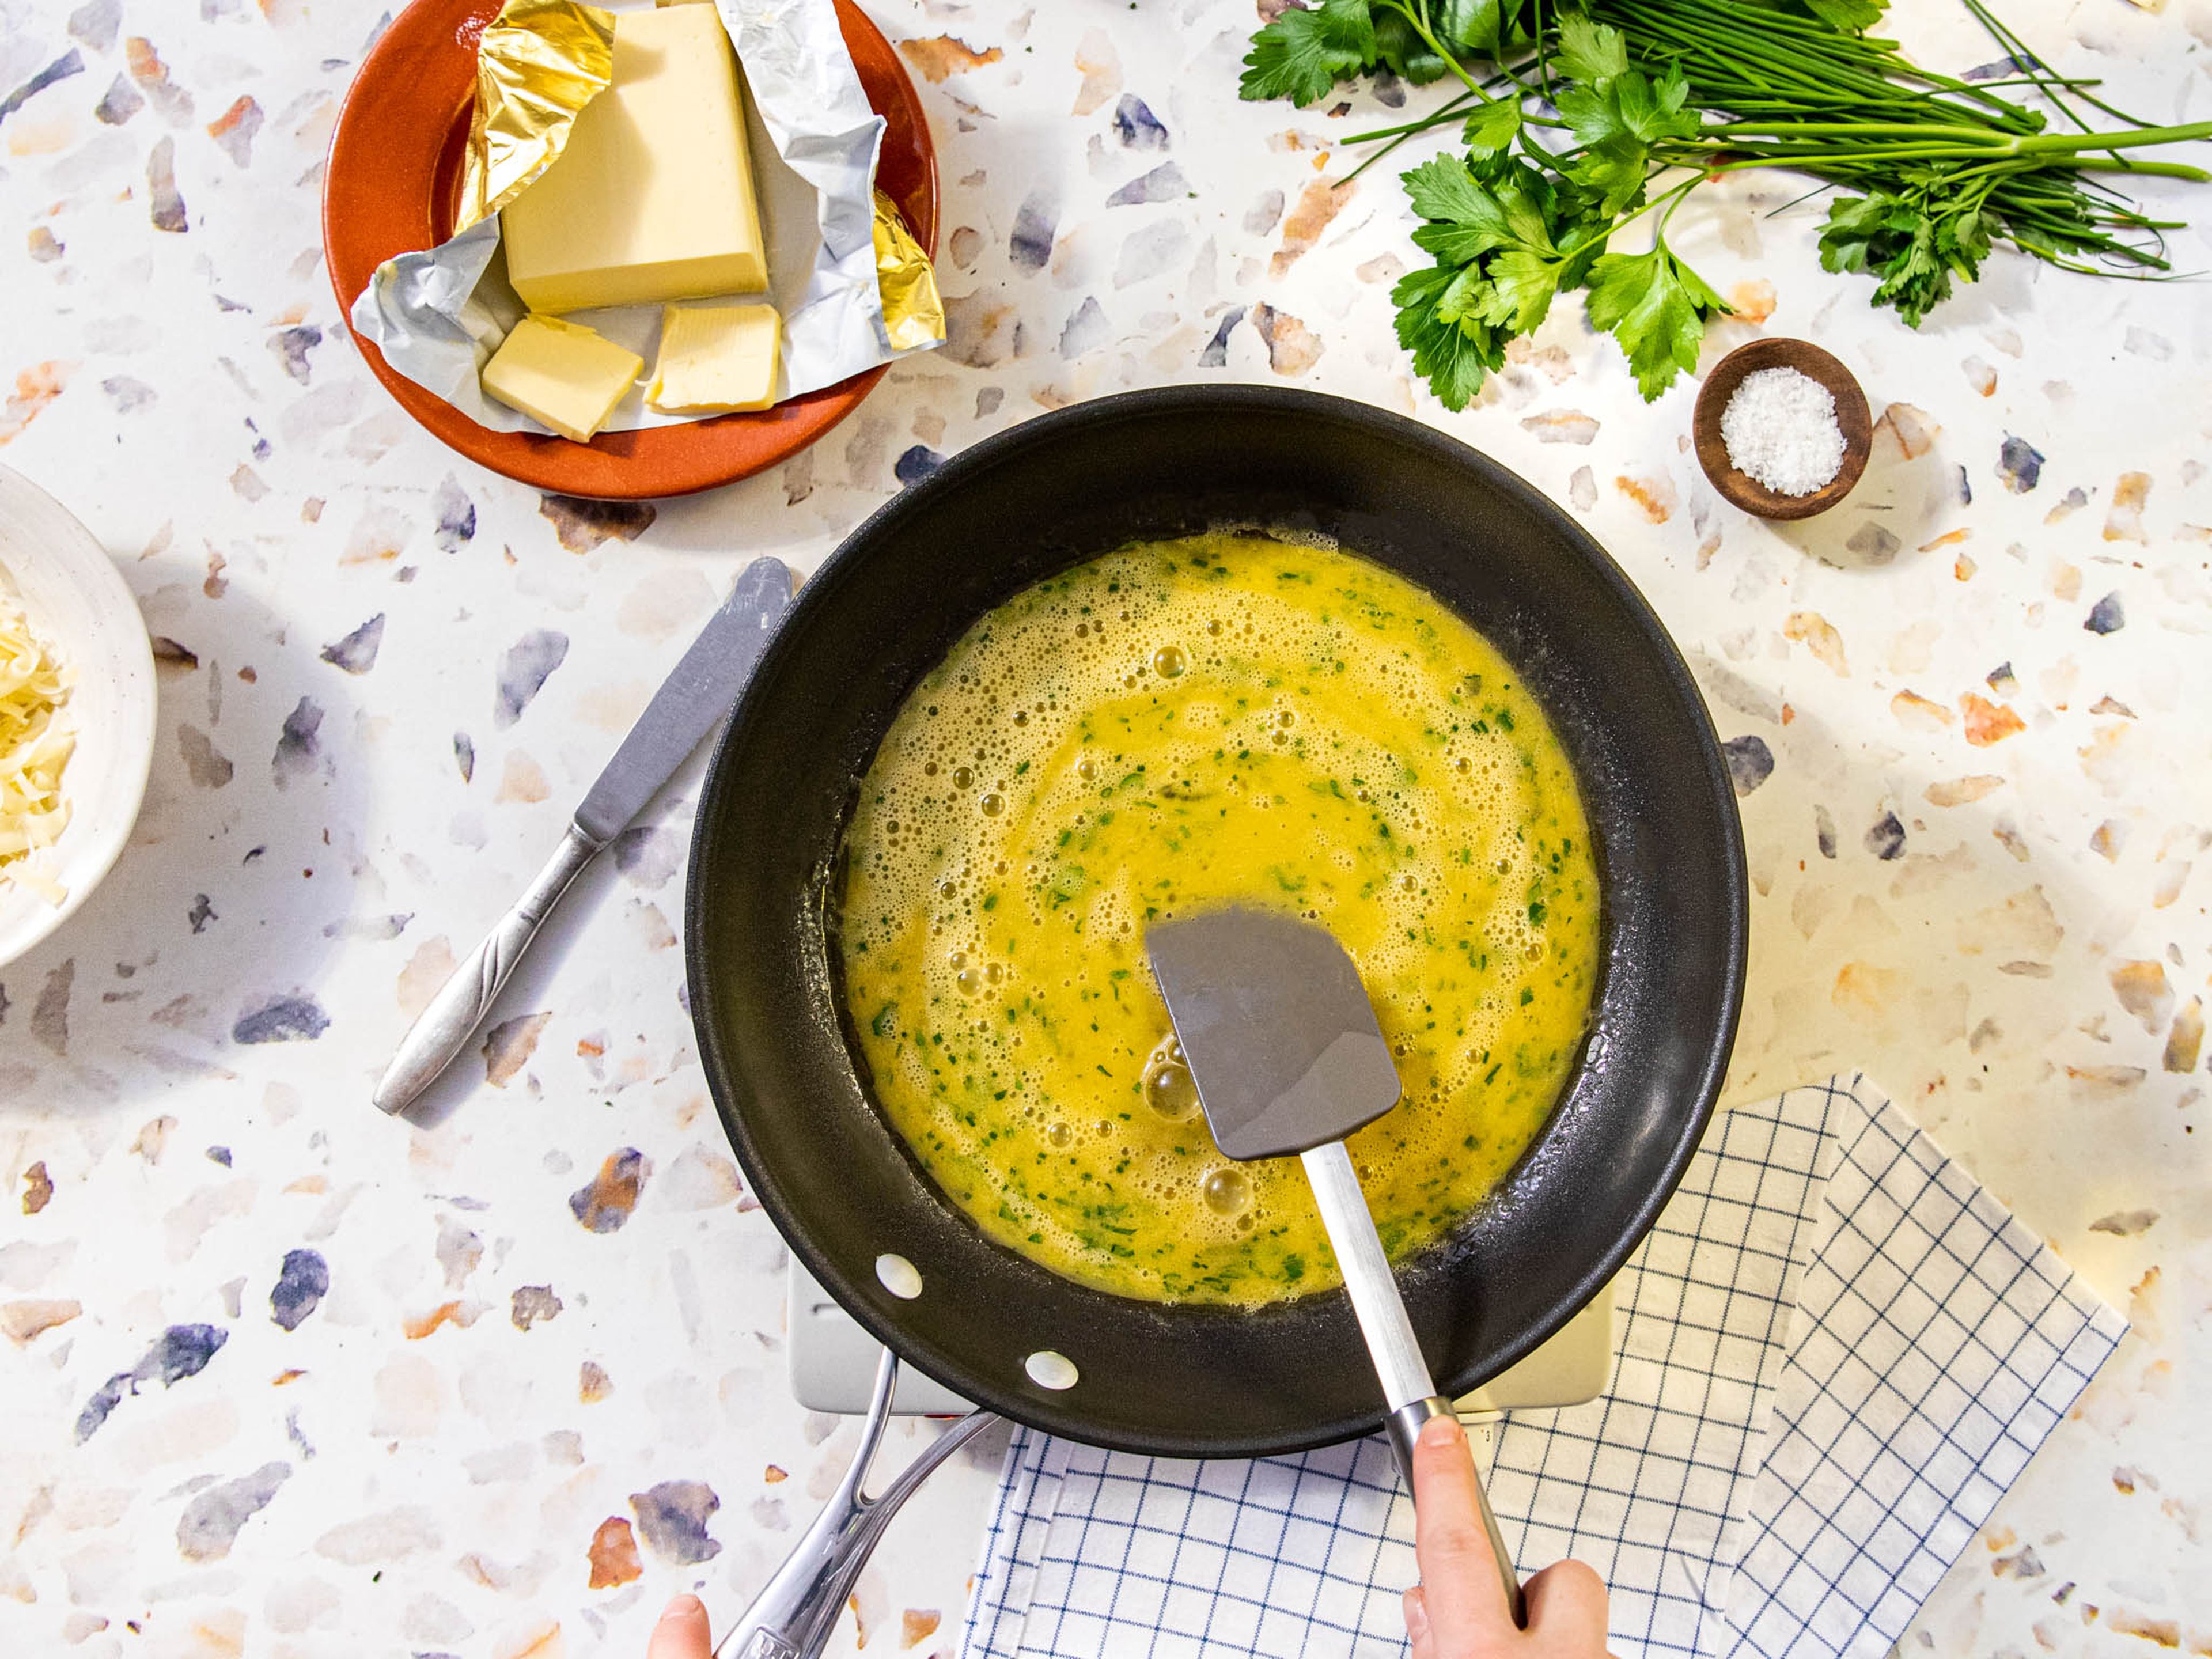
[[1147, 906, 1524, 1623]]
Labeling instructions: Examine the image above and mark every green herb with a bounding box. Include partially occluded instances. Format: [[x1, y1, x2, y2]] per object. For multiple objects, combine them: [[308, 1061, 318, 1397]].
[[1240, 0, 1380, 107], [1241, 0, 2209, 405], [1817, 180, 2001, 326], [1584, 241, 1727, 399]]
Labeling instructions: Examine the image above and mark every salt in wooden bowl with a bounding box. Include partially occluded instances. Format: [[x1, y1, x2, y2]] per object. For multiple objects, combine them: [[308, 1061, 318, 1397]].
[[1693, 338, 1872, 521]]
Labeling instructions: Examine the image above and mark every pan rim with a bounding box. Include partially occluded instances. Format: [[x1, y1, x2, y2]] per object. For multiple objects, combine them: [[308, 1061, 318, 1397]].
[[685, 384, 1748, 1457]]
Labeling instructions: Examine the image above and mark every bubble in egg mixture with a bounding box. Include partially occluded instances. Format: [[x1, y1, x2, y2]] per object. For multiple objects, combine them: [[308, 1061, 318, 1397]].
[[1142, 1037, 1202, 1122], [1201, 1167, 1252, 1217], [836, 533, 1601, 1308]]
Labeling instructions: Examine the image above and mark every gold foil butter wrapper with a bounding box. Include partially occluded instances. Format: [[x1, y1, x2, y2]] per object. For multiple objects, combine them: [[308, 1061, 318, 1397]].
[[873, 190, 945, 352], [456, 0, 616, 233]]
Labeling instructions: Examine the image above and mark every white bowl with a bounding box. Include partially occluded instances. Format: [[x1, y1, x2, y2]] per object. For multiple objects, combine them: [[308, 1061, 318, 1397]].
[[0, 465, 157, 969]]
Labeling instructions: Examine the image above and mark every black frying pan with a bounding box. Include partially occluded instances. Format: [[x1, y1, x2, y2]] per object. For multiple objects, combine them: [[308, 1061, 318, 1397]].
[[685, 385, 1745, 1459]]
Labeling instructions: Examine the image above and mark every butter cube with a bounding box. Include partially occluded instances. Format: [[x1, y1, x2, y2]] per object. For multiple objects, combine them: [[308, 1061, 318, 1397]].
[[647, 304, 781, 414], [501, 5, 768, 314], [480, 315, 642, 442]]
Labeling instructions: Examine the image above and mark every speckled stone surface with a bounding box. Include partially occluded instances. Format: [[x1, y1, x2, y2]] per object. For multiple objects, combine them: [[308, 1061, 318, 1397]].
[[2, 1, 2209, 1654]]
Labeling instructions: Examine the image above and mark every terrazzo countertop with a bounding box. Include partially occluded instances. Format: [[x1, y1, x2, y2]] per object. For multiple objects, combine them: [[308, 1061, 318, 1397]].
[[3, 0, 2209, 1654]]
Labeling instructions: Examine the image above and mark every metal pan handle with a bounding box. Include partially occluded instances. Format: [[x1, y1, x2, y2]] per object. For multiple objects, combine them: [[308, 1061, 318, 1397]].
[[716, 1352, 997, 1659]]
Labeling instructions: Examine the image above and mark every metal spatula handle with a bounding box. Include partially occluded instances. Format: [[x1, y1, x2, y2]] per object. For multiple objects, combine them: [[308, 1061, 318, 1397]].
[[1301, 1141, 1525, 1626]]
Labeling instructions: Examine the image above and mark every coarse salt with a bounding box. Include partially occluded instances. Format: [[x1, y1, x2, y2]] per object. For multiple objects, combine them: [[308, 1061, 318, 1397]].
[[1721, 366, 1846, 497]]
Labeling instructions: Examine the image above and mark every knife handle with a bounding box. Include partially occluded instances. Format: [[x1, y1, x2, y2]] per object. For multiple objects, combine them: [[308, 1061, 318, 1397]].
[[372, 823, 603, 1115]]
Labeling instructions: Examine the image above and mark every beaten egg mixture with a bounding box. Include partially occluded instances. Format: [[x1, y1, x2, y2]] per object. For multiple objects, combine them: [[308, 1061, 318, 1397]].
[[836, 535, 1600, 1305]]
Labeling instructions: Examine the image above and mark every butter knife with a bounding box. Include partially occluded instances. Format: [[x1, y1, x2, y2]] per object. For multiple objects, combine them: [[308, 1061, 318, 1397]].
[[373, 556, 795, 1115]]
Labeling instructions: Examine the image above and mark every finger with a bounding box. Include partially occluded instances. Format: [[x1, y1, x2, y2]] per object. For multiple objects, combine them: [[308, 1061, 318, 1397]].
[[647, 1593, 712, 1659], [1408, 1414, 1516, 1649], [1403, 1585, 1435, 1659], [1523, 1559, 1608, 1654]]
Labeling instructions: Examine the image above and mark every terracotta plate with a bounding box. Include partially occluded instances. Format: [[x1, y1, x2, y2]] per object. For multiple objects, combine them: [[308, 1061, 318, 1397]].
[[324, 0, 938, 501]]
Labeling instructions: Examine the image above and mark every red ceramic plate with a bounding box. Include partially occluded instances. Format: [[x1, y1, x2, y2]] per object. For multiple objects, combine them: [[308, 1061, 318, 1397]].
[[324, 0, 937, 500]]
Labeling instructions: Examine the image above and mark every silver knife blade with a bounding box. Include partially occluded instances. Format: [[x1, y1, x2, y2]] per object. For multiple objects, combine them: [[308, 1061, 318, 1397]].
[[574, 555, 795, 844]]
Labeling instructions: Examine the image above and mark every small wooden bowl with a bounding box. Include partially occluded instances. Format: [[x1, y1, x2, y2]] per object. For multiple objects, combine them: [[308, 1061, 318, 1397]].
[[1692, 338, 1872, 521]]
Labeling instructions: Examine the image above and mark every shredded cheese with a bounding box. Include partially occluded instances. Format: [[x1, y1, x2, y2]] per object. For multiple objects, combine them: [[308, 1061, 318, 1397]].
[[0, 589, 74, 904]]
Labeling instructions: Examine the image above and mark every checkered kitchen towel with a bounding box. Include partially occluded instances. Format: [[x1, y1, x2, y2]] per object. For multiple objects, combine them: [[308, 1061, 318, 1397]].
[[960, 1075, 2127, 1659]]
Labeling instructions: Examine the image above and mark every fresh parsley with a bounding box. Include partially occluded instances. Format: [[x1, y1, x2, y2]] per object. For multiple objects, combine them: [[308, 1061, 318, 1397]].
[[1584, 240, 1729, 400], [1238, 0, 1377, 108], [1818, 180, 2003, 328], [1238, 0, 2210, 408]]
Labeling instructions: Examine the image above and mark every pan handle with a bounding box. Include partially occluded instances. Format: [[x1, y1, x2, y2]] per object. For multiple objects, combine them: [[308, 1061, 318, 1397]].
[[716, 1351, 998, 1659]]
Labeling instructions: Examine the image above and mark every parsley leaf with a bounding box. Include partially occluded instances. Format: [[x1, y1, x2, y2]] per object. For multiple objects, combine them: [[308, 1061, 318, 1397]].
[[1554, 13, 1628, 83], [1393, 264, 1505, 412], [1482, 247, 1567, 331], [1403, 154, 1510, 240], [1461, 95, 1523, 157], [1803, 0, 1888, 30], [1818, 192, 1901, 275], [1434, 0, 1510, 55], [1560, 139, 1649, 219], [1370, 11, 1450, 84], [1585, 240, 1729, 399], [1238, 0, 1376, 107], [1407, 158, 1560, 269], [1819, 183, 2001, 327], [1611, 64, 1696, 145], [1396, 154, 1594, 406], [1555, 50, 1693, 216]]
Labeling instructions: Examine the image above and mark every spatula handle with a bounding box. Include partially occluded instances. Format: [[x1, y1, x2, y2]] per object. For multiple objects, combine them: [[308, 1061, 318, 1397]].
[[1388, 1398, 1527, 1628], [1301, 1141, 1436, 1403], [1301, 1141, 1525, 1627]]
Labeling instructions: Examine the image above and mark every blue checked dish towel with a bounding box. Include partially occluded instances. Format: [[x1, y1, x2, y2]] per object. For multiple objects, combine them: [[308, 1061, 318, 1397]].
[[959, 1075, 2127, 1659]]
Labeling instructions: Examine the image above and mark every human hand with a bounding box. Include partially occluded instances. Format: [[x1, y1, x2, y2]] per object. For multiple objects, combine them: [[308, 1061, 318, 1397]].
[[1404, 1415, 1609, 1658], [648, 1594, 712, 1659]]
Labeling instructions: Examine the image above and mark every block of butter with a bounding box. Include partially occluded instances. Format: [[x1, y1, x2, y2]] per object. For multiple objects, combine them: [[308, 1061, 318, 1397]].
[[647, 304, 781, 414], [480, 315, 642, 442], [501, 5, 768, 314]]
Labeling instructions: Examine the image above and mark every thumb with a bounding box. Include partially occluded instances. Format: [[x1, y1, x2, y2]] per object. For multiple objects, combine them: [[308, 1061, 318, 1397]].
[[647, 1594, 713, 1659]]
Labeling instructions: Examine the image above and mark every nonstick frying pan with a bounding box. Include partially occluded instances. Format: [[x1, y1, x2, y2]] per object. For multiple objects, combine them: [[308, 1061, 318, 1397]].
[[685, 386, 1746, 1460]]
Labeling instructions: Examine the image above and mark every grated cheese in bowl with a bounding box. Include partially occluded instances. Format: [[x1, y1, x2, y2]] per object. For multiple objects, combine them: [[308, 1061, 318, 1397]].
[[0, 589, 75, 904]]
